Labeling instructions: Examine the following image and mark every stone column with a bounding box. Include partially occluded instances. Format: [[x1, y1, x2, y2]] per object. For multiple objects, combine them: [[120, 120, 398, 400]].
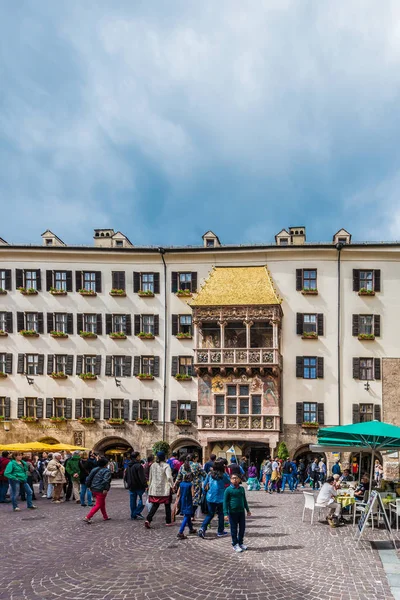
[[194, 319, 200, 349], [244, 320, 254, 349], [218, 320, 226, 348], [272, 320, 279, 349]]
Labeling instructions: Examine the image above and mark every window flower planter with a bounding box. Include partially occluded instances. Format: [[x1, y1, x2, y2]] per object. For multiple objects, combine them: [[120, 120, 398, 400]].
[[0, 416, 4, 421], [78, 417, 96, 424], [0, 331, 8, 337], [80, 331, 97, 339], [18, 287, 38, 295], [50, 288, 67, 296], [358, 288, 375, 296], [358, 333, 375, 341], [302, 332, 318, 340], [138, 290, 154, 297], [302, 421, 319, 428], [49, 416, 67, 423], [108, 418, 125, 426], [79, 373, 97, 381], [0, 289, 7, 295], [136, 418, 154, 426], [110, 289, 126, 297], [110, 332, 127, 339], [50, 372, 68, 379], [176, 290, 192, 297], [0, 372, 7, 378], [175, 374, 192, 381], [136, 373, 154, 381], [175, 419, 192, 426], [79, 289, 97, 297], [20, 330, 39, 337], [137, 332, 155, 340], [301, 289, 318, 295], [50, 331, 68, 338], [20, 416, 39, 423], [176, 333, 193, 340]]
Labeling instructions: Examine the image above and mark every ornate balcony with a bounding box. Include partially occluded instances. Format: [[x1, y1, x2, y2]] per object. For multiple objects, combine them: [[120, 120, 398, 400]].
[[199, 414, 280, 431], [194, 347, 282, 368]]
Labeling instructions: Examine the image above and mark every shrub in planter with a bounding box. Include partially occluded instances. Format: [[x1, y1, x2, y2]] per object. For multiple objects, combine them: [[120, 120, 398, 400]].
[[108, 418, 125, 425], [0, 415, 4, 421], [0, 330, 8, 336], [136, 373, 154, 380], [174, 419, 191, 426], [302, 421, 319, 428], [0, 289, 7, 295], [137, 331, 155, 339], [80, 331, 97, 339], [51, 372, 67, 379], [18, 287, 38, 295], [302, 331, 318, 339], [20, 416, 39, 423], [175, 373, 192, 381], [110, 332, 127, 339], [78, 417, 96, 424], [277, 441, 289, 460], [176, 289, 192, 297], [301, 288, 318, 295], [176, 332, 192, 339], [20, 330, 39, 337], [358, 288, 375, 296], [0, 372, 7, 378], [50, 330, 68, 338], [79, 373, 97, 380], [110, 289, 126, 296], [50, 416, 67, 423], [79, 289, 97, 296], [49, 287, 67, 295], [138, 290, 154, 297], [152, 441, 170, 456], [136, 418, 154, 426], [358, 333, 375, 340]]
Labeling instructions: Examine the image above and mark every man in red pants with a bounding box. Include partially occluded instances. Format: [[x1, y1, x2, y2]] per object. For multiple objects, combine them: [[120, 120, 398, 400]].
[[83, 457, 112, 524]]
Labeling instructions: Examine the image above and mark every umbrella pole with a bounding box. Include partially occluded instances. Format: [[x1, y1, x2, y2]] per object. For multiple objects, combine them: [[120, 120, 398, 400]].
[[359, 451, 362, 482], [369, 450, 375, 491]]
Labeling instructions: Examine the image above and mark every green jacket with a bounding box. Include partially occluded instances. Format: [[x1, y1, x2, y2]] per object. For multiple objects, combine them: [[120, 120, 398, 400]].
[[4, 459, 28, 482], [223, 484, 249, 516], [65, 456, 81, 477]]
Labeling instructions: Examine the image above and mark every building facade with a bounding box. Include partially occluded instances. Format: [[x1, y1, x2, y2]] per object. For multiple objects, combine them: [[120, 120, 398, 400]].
[[0, 226, 398, 469]]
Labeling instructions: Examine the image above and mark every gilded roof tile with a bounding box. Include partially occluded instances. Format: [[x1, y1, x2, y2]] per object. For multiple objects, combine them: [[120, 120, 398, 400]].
[[190, 266, 281, 306]]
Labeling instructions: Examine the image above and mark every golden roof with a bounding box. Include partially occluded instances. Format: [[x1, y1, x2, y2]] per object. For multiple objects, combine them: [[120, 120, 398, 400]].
[[190, 266, 281, 306]]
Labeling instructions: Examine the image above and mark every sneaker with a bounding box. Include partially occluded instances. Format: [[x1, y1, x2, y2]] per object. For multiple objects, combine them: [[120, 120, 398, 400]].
[[165, 523, 175, 527], [144, 520, 151, 529], [75, 500, 80, 504], [177, 533, 187, 540], [83, 517, 92, 524], [13, 507, 21, 512], [217, 531, 228, 537], [103, 517, 111, 521], [52, 500, 61, 504], [239, 544, 248, 551], [327, 517, 337, 528], [87, 504, 94, 507], [198, 529, 205, 539], [28, 505, 37, 510], [233, 544, 243, 553], [136, 514, 145, 520], [41, 494, 47, 498], [189, 528, 197, 535], [81, 504, 87, 507]]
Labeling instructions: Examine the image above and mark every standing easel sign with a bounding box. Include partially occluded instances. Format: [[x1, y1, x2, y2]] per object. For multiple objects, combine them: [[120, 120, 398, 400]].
[[356, 490, 396, 547]]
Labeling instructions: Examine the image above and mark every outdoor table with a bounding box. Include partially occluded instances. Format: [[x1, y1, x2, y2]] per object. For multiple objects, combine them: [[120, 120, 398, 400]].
[[337, 495, 355, 509]]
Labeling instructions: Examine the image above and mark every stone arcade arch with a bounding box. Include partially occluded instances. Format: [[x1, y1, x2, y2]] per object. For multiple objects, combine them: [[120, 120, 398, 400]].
[[170, 438, 202, 461], [93, 436, 133, 455]]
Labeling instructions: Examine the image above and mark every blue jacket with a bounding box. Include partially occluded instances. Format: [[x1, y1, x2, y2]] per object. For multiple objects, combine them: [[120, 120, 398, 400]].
[[203, 472, 231, 504]]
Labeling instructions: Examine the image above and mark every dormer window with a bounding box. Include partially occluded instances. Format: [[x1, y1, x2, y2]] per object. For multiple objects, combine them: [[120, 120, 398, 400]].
[[115, 240, 123, 247], [279, 238, 289, 246], [46, 239, 53, 246], [206, 239, 215, 248]]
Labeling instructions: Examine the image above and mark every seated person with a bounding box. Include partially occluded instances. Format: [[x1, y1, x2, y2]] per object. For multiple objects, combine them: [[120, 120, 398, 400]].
[[316, 476, 341, 527], [332, 474, 341, 489], [354, 475, 370, 502], [340, 469, 354, 482]]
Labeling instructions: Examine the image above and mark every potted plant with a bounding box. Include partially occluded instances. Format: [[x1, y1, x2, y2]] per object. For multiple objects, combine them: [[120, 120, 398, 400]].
[[79, 288, 97, 296], [176, 332, 193, 339], [0, 416, 4, 421], [20, 416, 39, 423], [175, 373, 192, 381], [136, 418, 154, 426], [49, 416, 67, 423], [80, 331, 97, 339], [174, 419, 191, 426], [302, 421, 319, 428], [51, 371, 68, 379], [358, 288, 375, 296], [176, 289, 192, 297], [138, 289, 154, 297], [108, 418, 125, 425], [109, 288, 126, 297], [358, 333, 375, 340], [301, 288, 318, 295], [136, 373, 154, 380], [78, 417, 96, 424], [110, 331, 127, 339], [18, 287, 38, 295], [137, 331, 155, 339], [79, 373, 97, 380], [20, 329, 39, 337], [49, 287, 67, 296], [302, 331, 318, 339], [0, 330, 8, 337], [0, 289, 7, 295], [0, 372, 7, 378], [50, 330, 68, 338]]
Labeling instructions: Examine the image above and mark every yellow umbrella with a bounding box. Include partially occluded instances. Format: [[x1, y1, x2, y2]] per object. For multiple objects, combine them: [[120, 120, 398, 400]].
[[0, 442, 54, 452], [46, 444, 88, 452]]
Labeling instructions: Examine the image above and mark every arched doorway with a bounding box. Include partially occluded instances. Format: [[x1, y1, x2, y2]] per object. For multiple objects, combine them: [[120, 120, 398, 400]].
[[93, 436, 133, 478], [38, 437, 60, 445], [349, 451, 382, 482], [170, 438, 202, 461], [294, 444, 326, 466]]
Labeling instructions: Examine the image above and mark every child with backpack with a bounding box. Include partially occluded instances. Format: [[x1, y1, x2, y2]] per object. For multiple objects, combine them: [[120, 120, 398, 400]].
[[223, 474, 251, 553], [176, 472, 197, 540]]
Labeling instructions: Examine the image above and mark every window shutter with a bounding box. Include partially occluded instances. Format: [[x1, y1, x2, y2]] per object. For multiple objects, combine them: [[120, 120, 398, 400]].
[[154, 356, 160, 378], [352, 315, 359, 337], [5, 354, 12, 374], [16, 269, 23, 289], [36, 398, 43, 419], [94, 399, 101, 420], [75, 271, 82, 292], [105, 356, 112, 377], [152, 400, 159, 422], [124, 356, 132, 377], [123, 399, 130, 420], [38, 313, 44, 334], [296, 402, 303, 424], [17, 354, 25, 374], [105, 314, 112, 335], [76, 355, 83, 375], [296, 313, 303, 335], [46, 398, 53, 418], [352, 404, 360, 424], [317, 314, 324, 337], [77, 314, 83, 334], [17, 312, 24, 332], [172, 315, 178, 336], [47, 355, 54, 375], [6, 312, 13, 333], [47, 313, 54, 333], [75, 399, 82, 419], [171, 401, 178, 422], [154, 315, 159, 336], [133, 356, 140, 376], [18, 398, 25, 418], [96, 314, 102, 335], [67, 313, 73, 335], [95, 272, 102, 293], [374, 269, 381, 292], [95, 356, 102, 376], [65, 398, 72, 419], [296, 357, 304, 378], [125, 314, 132, 336], [36, 270, 42, 292], [171, 356, 178, 377], [374, 405, 381, 421], [171, 272, 178, 293], [353, 358, 360, 379], [374, 358, 381, 380], [191, 272, 198, 292], [5, 397, 10, 419], [353, 269, 360, 292], [296, 269, 303, 291], [317, 357, 324, 378], [131, 399, 139, 420], [317, 403, 325, 425], [37, 354, 44, 375], [66, 271, 73, 292], [65, 355, 74, 376], [4, 270, 11, 291], [103, 399, 110, 420], [46, 270, 53, 291], [189, 401, 197, 424], [133, 272, 140, 293], [374, 315, 381, 337], [154, 272, 160, 294], [134, 315, 141, 335]]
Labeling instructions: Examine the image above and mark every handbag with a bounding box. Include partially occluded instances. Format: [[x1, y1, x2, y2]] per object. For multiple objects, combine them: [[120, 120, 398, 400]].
[[200, 492, 208, 514]]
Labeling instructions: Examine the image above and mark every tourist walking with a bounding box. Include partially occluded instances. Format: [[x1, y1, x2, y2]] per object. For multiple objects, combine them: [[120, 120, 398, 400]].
[[262, 457, 273, 491], [79, 452, 94, 507], [46, 453, 66, 503], [83, 457, 112, 524], [37, 452, 49, 497], [311, 457, 320, 490], [298, 459, 307, 487], [66, 451, 81, 503], [0, 451, 10, 503], [319, 458, 327, 484], [175, 453, 206, 518], [198, 460, 230, 539], [124, 451, 147, 520], [145, 451, 174, 529], [4, 452, 37, 511], [176, 472, 197, 539], [281, 459, 293, 492], [246, 463, 260, 491], [223, 474, 251, 553]]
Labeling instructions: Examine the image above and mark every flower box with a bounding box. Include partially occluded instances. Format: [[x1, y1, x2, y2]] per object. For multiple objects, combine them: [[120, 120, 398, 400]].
[[0, 416, 4, 421], [80, 331, 97, 339], [176, 333, 193, 340], [50, 331, 68, 338], [18, 287, 38, 295], [136, 418, 154, 426], [49, 416, 67, 423], [20, 330, 39, 337], [108, 418, 125, 426], [136, 373, 154, 381], [138, 290, 154, 297], [0, 289, 7, 295], [79, 373, 97, 381], [301, 289, 318, 295], [302, 421, 319, 428], [0, 372, 7, 378], [110, 289, 126, 297], [358, 333, 375, 341], [110, 332, 127, 339], [358, 289, 375, 296], [175, 373, 192, 381], [0, 331, 8, 337], [20, 416, 39, 423], [176, 290, 192, 297], [137, 332, 155, 340], [50, 372, 68, 379], [78, 417, 96, 424], [79, 289, 97, 297], [50, 288, 67, 296], [302, 332, 318, 340], [174, 419, 192, 426]]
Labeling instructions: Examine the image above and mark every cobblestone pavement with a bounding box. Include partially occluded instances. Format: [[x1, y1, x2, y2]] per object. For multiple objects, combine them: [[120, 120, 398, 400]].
[[0, 485, 397, 600]]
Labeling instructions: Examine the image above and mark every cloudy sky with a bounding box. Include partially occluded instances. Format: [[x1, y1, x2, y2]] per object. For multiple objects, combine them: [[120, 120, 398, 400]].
[[1, 1, 400, 246]]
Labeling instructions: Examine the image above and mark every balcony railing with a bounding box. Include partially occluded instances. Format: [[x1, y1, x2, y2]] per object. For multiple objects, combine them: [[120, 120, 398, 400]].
[[194, 347, 280, 366], [199, 414, 280, 431]]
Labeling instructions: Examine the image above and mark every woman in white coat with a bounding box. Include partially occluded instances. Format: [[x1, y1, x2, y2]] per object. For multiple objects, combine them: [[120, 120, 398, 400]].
[[144, 451, 174, 529]]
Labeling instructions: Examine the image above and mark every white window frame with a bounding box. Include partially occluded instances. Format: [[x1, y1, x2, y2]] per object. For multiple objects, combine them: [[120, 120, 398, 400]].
[[27, 355, 38, 375]]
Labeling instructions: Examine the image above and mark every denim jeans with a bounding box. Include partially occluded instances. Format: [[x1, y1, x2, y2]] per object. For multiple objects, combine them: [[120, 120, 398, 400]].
[[200, 501, 224, 534], [129, 489, 145, 519], [281, 473, 293, 491], [9, 480, 33, 509], [179, 515, 193, 534], [80, 483, 93, 506], [264, 474, 271, 491], [229, 511, 246, 546], [0, 480, 9, 502], [47, 482, 54, 499]]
